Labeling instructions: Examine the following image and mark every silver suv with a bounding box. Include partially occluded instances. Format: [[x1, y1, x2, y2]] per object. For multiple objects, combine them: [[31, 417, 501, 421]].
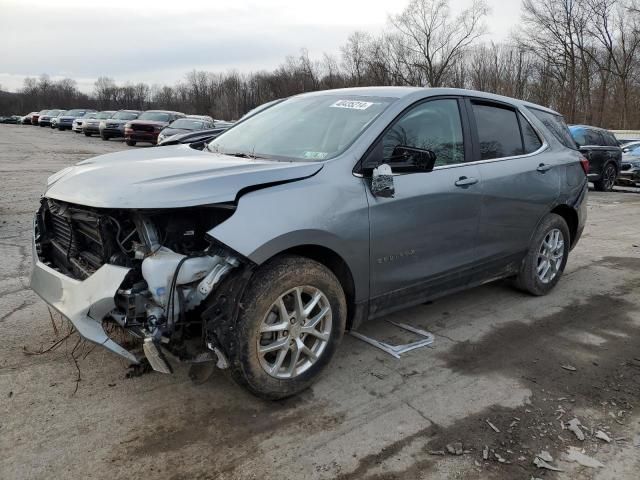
[[31, 87, 587, 399]]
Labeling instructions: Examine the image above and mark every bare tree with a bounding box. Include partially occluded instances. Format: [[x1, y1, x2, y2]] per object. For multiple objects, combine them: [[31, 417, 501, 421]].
[[389, 0, 489, 87]]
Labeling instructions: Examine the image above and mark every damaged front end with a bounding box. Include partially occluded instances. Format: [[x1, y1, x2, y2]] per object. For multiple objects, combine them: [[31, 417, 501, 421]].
[[30, 197, 247, 372]]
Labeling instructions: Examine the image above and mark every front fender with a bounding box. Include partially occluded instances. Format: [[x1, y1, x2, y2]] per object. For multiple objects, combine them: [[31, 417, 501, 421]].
[[208, 168, 370, 302]]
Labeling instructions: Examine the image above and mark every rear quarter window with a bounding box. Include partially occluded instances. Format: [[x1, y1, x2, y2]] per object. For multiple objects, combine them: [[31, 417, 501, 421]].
[[527, 108, 577, 150]]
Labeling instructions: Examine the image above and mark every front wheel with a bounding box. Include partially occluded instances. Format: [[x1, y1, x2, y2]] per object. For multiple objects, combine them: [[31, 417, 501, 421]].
[[514, 213, 570, 296], [228, 255, 346, 400], [101, 133, 109, 141], [594, 163, 617, 192], [125, 139, 136, 146], [84, 131, 91, 137]]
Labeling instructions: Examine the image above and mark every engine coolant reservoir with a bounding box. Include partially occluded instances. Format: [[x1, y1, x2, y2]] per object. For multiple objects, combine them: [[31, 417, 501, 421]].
[[141, 247, 218, 306]]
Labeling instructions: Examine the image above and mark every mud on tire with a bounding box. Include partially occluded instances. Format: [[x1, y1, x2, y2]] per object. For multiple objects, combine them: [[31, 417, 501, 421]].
[[228, 255, 346, 400]]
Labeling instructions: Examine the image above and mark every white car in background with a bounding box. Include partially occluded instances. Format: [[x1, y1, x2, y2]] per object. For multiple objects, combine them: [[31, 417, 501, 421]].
[[72, 112, 98, 133]]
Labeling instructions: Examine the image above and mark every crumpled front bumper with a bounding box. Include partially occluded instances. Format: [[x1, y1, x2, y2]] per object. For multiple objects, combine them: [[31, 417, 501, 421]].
[[29, 235, 140, 364]]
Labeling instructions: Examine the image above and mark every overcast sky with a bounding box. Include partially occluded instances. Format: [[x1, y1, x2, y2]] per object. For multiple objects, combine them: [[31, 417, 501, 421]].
[[0, 0, 523, 93]]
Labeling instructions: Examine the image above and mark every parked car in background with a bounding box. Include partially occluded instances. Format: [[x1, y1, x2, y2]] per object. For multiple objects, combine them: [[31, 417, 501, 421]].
[[99, 110, 141, 140], [57, 109, 96, 131], [124, 110, 185, 146], [569, 125, 622, 191], [618, 153, 640, 187], [31, 87, 588, 399], [32, 109, 48, 125], [156, 126, 231, 149], [38, 109, 64, 127], [0, 115, 21, 124], [72, 112, 98, 133], [83, 111, 115, 137], [21, 112, 38, 124], [156, 115, 219, 143], [620, 141, 640, 154], [51, 111, 67, 129]]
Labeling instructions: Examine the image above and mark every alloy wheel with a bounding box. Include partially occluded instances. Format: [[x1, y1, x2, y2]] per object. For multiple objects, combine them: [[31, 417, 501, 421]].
[[257, 286, 332, 379], [536, 228, 565, 284]]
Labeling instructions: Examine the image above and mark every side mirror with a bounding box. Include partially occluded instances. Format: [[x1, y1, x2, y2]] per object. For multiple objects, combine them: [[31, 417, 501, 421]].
[[371, 164, 395, 198], [389, 146, 437, 172]]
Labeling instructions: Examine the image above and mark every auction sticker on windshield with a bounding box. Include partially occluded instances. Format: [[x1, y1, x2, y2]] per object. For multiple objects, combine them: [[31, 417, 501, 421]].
[[330, 100, 375, 110]]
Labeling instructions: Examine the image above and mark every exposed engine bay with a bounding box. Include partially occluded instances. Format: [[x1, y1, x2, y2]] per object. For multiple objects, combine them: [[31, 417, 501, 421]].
[[34, 197, 245, 372]]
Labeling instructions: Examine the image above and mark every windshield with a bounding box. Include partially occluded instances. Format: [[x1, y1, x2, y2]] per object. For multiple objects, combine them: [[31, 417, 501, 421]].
[[95, 111, 114, 119], [48, 109, 62, 116], [112, 111, 139, 120], [138, 112, 171, 122], [169, 119, 205, 129], [207, 95, 393, 161], [66, 109, 87, 116], [56, 111, 67, 117]]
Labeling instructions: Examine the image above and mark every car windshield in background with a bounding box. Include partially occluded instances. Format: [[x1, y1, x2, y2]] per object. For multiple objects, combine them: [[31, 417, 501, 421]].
[[56, 111, 67, 116], [48, 110, 62, 116], [66, 110, 86, 116], [207, 95, 394, 161], [138, 112, 171, 122], [95, 112, 114, 119], [170, 119, 205, 129], [112, 111, 139, 120]]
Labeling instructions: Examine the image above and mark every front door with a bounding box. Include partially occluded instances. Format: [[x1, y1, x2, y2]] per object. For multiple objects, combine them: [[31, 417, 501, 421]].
[[364, 98, 482, 318]]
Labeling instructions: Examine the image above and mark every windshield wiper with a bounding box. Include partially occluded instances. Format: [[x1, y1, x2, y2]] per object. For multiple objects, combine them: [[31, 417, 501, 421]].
[[227, 152, 264, 159]]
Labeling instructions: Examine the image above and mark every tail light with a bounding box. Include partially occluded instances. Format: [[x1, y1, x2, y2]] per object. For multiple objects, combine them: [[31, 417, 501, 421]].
[[579, 155, 589, 175]]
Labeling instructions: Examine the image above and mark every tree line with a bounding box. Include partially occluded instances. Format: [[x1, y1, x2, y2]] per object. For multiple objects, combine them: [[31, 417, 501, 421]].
[[2, 0, 640, 129]]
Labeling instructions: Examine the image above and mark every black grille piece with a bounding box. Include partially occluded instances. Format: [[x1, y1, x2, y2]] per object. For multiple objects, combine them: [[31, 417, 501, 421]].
[[40, 200, 127, 280]]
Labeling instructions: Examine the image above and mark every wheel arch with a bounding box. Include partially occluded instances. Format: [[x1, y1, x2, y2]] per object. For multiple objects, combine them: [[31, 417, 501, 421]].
[[550, 204, 579, 247], [263, 244, 358, 330]]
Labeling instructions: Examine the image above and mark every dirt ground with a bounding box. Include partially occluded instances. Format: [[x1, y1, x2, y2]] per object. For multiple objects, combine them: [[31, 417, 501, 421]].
[[0, 124, 639, 480]]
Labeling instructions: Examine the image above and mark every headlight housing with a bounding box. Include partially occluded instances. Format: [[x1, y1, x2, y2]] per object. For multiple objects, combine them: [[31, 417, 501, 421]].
[[124, 123, 132, 129]]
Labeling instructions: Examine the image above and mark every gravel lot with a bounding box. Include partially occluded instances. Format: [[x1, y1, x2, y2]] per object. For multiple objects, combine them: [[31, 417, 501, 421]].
[[1, 124, 639, 479]]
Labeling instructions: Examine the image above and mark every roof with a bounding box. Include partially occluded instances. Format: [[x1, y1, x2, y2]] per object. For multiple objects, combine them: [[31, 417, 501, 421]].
[[299, 86, 560, 115]]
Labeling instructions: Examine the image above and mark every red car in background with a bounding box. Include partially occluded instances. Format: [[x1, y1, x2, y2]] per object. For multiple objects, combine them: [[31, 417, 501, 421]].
[[124, 110, 185, 146], [31, 109, 47, 125]]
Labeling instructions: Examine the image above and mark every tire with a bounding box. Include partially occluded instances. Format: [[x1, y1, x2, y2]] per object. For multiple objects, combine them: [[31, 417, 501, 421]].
[[125, 139, 136, 146], [84, 131, 91, 137], [514, 213, 570, 296], [228, 255, 346, 400], [58, 126, 64, 131], [594, 163, 617, 192], [101, 133, 109, 141]]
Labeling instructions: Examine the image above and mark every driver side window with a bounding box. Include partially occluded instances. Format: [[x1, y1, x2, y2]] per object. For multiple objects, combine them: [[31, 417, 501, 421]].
[[382, 99, 465, 168]]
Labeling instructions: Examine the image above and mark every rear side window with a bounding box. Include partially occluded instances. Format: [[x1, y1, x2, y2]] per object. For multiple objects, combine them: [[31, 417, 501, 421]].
[[519, 113, 543, 153], [528, 108, 577, 149], [471, 103, 523, 160], [585, 129, 604, 146], [603, 131, 619, 147]]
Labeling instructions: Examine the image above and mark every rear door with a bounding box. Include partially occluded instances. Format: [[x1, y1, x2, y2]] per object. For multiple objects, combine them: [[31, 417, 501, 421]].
[[465, 98, 561, 278]]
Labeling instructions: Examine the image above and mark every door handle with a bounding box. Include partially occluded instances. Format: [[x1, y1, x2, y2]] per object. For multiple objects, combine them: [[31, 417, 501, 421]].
[[454, 176, 479, 187], [537, 163, 553, 173]]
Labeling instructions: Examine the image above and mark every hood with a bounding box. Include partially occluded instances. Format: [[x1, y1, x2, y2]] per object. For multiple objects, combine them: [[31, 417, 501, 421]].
[[159, 127, 191, 137], [44, 145, 323, 209], [129, 119, 169, 127]]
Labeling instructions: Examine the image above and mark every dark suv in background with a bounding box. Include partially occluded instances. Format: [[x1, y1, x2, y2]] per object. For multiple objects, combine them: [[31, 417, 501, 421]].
[[124, 110, 185, 146], [569, 125, 622, 191]]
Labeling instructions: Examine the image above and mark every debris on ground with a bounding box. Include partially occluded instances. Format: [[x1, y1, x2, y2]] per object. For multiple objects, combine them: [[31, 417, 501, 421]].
[[563, 447, 605, 468], [561, 364, 577, 371], [482, 445, 489, 460], [533, 455, 563, 471], [595, 430, 612, 443], [567, 418, 585, 441], [446, 442, 463, 455], [537, 450, 553, 462], [485, 419, 500, 433], [428, 450, 445, 456]]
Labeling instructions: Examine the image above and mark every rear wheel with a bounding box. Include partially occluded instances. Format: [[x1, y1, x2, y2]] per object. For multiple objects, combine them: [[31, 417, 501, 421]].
[[84, 131, 91, 137], [594, 163, 617, 192], [228, 255, 346, 400], [101, 133, 110, 141], [514, 213, 570, 296], [126, 139, 136, 146]]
